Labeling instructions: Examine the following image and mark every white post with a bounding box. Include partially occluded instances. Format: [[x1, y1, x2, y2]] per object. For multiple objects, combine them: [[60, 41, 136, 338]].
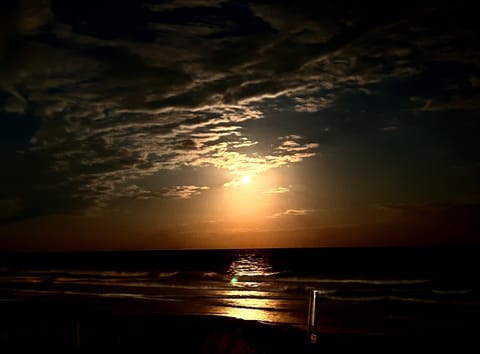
[[307, 290, 318, 344]]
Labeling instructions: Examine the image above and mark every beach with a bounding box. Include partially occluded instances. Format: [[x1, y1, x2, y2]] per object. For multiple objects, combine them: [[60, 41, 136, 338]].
[[1, 296, 478, 353], [1, 0, 480, 349], [1, 248, 479, 352], [1, 297, 308, 353]]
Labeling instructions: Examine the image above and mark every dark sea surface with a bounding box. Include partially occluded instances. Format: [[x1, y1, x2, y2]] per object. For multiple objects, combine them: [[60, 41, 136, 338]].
[[1, 247, 479, 335]]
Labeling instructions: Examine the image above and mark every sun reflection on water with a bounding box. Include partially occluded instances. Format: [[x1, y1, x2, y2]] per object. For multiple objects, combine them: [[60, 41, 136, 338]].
[[217, 252, 289, 323], [217, 296, 286, 323], [227, 252, 277, 278]]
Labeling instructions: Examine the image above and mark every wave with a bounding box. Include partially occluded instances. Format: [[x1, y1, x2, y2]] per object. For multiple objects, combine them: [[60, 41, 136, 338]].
[[69, 270, 151, 278], [2, 268, 478, 310], [14, 269, 151, 278], [389, 295, 446, 304], [4, 268, 435, 285], [390, 287, 429, 293], [202, 272, 219, 278], [388, 295, 480, 306], [155, 271, 180, 278], [432, 289, 473, 295], [7, 288, 184, 302], [0, 275, 48, 284], [325, 295, 387, 302], [220, 302, 291, 312], [272, 277, 433, 285]]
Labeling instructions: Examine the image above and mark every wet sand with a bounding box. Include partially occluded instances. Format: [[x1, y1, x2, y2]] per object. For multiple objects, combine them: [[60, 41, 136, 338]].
[[1, 298, 478, 353]]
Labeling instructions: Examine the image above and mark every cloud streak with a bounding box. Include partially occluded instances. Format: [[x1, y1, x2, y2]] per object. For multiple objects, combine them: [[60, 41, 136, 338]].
[[268, 208, 316, 219], [163, 185, 210, 199], [264, 187, 290, 194]]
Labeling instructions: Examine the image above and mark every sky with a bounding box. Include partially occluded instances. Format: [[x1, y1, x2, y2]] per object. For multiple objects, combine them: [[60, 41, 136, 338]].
[[1, 0, 479, 251]]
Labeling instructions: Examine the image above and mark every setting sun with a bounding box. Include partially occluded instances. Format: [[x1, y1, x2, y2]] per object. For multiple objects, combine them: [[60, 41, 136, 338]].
[[242, 176, 251, 185]]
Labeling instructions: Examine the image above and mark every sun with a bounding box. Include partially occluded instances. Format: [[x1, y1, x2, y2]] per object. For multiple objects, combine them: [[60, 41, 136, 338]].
[[242, 175, 251, 185]]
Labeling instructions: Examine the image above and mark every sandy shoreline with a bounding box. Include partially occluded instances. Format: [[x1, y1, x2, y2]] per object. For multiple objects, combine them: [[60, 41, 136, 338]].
[[1, 298, 478, 353], [1, 298, 308, 353]]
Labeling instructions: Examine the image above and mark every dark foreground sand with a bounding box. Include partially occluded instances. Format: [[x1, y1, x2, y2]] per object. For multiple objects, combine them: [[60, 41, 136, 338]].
[[1, 298, 478, 353]]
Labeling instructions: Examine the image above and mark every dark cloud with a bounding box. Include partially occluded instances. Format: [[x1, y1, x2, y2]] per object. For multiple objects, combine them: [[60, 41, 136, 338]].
[[1, 0, 479, 222], [378, 200, 480, 240], [419, 96, 480, 111], [147, 0, 224, 12]]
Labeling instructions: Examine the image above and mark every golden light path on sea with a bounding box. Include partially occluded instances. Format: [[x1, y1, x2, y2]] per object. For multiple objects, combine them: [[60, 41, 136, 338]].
[[216, 295, 286, 323], [211, 252, 296, 324]]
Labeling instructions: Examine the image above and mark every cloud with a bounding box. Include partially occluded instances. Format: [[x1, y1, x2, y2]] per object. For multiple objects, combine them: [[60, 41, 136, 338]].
[[275, 136, 319, 161], [268, 208, 316, 219], [377, 200, 480, 218], [147, 0, 223, 11], [379, 126, 400, 132], [418, 96, 480, 112], [379, 119, 401, 132], [163, 185, 210, 199], [470, 75, 480, 88], [294, 96, 334, 112], [250, 1, 356, 43], [118, 185, 163, 200], [0, 0, 51, 98], [1, 0, 478, 221], [376, 200, 480, 235], [264, 187, 290, 194], [0, 0, 50, 36], [4, 96, 26, 114], [0, 198, 22, 220]]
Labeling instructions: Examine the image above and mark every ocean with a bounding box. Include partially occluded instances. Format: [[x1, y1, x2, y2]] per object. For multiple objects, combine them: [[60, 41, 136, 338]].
[[1, 247, 479, 335]]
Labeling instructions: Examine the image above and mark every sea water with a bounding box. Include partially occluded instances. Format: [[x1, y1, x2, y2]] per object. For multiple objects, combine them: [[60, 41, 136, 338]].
[[1, 247, 479, 334]]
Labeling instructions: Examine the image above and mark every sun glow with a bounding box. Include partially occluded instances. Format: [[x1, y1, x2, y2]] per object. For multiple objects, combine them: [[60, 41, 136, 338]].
[[242, 175, 251, 185], [219, 172, 280, 222]]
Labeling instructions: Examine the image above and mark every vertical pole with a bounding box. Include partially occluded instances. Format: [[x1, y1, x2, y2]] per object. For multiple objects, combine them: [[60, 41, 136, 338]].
[[307, 290, 318, 344], [76, 319, 81, 350]]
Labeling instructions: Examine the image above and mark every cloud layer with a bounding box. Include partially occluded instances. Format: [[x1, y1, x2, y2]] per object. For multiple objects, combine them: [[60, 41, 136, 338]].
[[1, 0, 479, 222]]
